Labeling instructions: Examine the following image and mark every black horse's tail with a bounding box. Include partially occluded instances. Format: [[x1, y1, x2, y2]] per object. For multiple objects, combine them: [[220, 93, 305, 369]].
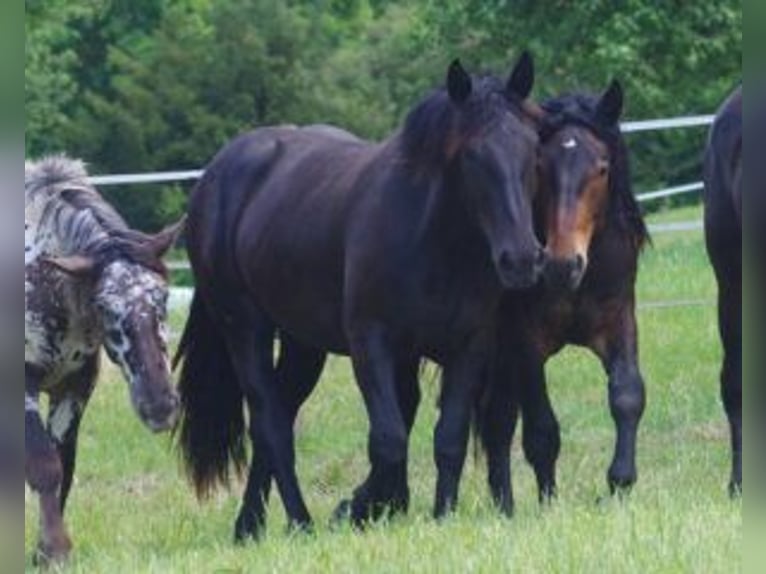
[[173, 290, 247, 499]]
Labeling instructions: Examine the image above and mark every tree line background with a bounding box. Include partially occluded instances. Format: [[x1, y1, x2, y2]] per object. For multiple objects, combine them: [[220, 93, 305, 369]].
[[26, 0, 741, 231]]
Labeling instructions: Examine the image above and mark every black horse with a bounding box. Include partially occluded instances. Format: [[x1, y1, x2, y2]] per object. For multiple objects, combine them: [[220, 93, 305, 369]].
[[175, 54, 544, 540], [703, 86, 742, 496], [476, 82, 650, 514]]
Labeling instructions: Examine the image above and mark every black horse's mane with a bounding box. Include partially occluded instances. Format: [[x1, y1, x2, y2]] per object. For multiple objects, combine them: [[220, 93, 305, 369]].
[[539, 93, 650, 249], [400, 74, 522, 167]]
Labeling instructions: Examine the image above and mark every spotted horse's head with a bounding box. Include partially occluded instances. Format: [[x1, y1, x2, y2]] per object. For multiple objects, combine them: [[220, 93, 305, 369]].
[[47, 219, 184, 432]]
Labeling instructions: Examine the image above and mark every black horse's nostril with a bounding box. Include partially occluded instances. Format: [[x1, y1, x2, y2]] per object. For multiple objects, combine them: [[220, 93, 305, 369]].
[[498, 250, 513, 271], [535, 248, 547, 271], [574, 254, 585, 272]]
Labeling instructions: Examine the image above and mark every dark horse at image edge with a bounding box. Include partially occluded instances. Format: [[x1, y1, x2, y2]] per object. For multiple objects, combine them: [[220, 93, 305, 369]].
[[476, 82, 650, 513], [703, 85, 742, 496], [174, 54, 544, 540]]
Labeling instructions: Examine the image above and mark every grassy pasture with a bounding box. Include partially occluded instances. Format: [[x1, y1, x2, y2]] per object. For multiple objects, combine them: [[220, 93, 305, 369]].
[[25, 205, 742, 573]]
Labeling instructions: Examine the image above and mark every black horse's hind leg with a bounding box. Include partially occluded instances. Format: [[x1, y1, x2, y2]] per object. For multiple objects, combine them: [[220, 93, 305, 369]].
[[226, 316, 313, 542], [718, 278, 742, 496], [599, 310, 646, 494], [433, 335, 490, 518], [519, 354, 560, 503], [344, 328, 411, 526], [276, 335, 327, 525], [235, 335, 326, 541]]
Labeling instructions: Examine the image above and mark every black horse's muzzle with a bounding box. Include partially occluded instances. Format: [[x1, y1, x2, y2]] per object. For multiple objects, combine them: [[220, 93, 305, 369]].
[[496, 246, 547, 290]]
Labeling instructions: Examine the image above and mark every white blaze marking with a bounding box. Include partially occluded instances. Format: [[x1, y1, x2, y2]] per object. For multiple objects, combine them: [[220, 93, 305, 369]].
[[49, 399, 78, 442], [562, 137, 578, 149], [25, 394, 40, 414]]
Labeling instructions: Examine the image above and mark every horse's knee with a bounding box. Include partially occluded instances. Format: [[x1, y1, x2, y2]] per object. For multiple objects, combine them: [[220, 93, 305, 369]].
[[26, 413, 62, 494], [371, 428, 408, 467], [26, 448, 62, 495], [522, 414, 560, 467], [720, 359, 741, 417], [609, 377, 645, 424]]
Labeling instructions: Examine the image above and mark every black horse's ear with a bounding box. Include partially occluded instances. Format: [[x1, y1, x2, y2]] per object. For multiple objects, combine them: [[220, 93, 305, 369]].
[[447, 59, 472, 104], [507, 51, 534, 100], [596, 80, 624, 125]]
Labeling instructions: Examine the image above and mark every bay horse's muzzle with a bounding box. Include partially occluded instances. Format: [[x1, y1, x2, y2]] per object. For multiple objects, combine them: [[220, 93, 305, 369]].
[[543, 254, 586, 292]]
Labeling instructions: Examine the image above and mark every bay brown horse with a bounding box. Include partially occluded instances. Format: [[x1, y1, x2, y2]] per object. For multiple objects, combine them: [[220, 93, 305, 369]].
[[703, 85, 742, 496], [175, 54, 544, 540], [476, 82, 650, 514]]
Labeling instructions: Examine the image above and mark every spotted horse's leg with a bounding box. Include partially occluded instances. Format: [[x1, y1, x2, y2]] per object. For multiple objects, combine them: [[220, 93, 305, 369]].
[[48, 356, 99, 513], [25, 364, 70, 566]]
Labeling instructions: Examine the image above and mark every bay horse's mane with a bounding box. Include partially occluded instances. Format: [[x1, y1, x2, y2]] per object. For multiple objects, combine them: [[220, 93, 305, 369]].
[[25, 155, 168, 276], [400, 74, 525, 168], [539, 94, 650, 249]]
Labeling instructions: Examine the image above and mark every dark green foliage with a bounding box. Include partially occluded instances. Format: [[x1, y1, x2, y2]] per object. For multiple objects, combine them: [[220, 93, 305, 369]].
[[26, 0, 740, 229]]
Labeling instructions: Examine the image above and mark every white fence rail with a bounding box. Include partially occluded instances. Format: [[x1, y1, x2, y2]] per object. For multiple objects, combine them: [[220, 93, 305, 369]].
[[85, 112, 714, 254]]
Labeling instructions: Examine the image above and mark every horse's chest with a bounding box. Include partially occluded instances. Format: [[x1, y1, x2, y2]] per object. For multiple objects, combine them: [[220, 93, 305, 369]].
[[416, 267, 499, 351]]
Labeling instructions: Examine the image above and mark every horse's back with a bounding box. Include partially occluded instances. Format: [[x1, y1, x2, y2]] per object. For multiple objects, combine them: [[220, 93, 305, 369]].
[[704, 87, 742, 228], [186, 125, 377, 352]]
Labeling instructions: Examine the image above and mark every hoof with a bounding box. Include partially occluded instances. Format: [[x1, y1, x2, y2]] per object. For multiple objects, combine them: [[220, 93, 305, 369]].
[[286, 518, 314, 537], [34, 535, 72, 568], [330, 499, 352, 527], [729, 481, 742, 499], [234, 511, 266, 544]]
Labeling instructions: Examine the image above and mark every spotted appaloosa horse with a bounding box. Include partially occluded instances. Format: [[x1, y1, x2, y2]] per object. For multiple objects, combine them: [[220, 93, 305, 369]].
[[25, 156, 183, 564], [703, 86, 742, 496]]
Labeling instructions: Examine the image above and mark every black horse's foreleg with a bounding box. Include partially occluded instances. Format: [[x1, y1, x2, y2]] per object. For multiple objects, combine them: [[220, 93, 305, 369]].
[[433, 336, 489, 518], [519, 355, 560, 503], [393, 357, 421, 514], [345, 327, 410, 525], [600, 309, 646, 494], [718, 278, 742, 496], [480, 356, 519, 517]]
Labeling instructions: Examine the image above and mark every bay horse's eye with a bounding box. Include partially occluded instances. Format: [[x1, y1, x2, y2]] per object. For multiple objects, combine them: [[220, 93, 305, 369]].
[[597, 159, 610, 177]]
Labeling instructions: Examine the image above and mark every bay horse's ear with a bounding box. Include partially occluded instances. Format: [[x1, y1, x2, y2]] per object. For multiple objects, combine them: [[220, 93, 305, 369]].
[[507, 51, 534, 100], [447, 59, 472, 104], [150, 216, 186, 258], [44, 255, 96, 278], [596, 80, 624, 126]]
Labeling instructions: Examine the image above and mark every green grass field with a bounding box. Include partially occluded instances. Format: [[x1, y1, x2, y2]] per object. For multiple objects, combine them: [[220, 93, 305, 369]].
[[25, 204, 742, 573]]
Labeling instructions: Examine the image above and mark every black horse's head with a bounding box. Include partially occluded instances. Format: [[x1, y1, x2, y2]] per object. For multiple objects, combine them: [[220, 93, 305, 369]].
[[537, 81, 634, 291], [403, 53, 545, 289]]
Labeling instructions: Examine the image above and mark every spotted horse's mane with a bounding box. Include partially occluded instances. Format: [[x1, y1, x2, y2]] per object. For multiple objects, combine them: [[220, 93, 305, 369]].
[[25, 155, 169, 276]]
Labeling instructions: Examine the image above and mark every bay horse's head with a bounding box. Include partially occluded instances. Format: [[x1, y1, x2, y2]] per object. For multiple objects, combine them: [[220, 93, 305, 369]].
[[48, 219, 185, 432], [537, 81, 626, 291], [404, 52, 545, 289]]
